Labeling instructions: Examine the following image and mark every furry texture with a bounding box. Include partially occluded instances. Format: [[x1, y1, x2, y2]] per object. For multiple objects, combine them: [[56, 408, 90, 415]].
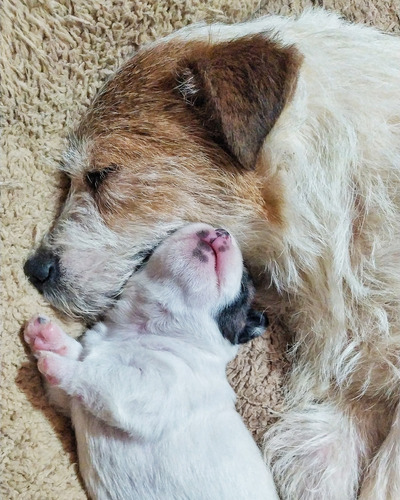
[[24, 224, 278, 500], [2, 1, 400, 499], [24, 9, 400, 500]]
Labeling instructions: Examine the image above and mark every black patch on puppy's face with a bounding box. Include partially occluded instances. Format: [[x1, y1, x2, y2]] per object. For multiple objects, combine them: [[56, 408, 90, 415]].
[[216, 269, 268, 344]]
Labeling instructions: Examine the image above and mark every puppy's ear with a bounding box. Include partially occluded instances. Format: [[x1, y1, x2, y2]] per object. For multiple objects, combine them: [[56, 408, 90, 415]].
[[216, 270, 269, 344], [237, 308, 268, 344], [176, 35, 302, 170]]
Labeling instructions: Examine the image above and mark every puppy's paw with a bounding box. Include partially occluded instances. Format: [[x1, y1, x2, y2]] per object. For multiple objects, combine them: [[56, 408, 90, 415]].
[[24, 315, 70, 357], [37, 352, 75, 387]]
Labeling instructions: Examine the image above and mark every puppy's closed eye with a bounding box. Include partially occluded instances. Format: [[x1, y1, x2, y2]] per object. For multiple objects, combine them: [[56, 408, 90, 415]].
[[86, 164, 119, 191], [237, 309, 268, 344]]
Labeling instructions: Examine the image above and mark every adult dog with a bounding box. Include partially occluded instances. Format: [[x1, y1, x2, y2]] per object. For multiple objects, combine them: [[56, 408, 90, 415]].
[[24, 9, 400, 500]]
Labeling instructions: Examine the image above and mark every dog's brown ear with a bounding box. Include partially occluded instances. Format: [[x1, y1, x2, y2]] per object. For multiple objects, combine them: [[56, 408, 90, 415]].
[[176, 35, 302, 170]]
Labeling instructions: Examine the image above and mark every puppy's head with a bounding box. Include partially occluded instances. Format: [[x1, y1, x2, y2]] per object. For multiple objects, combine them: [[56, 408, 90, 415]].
[[134, 223, 267, 345], [24, 29, 301, 322]]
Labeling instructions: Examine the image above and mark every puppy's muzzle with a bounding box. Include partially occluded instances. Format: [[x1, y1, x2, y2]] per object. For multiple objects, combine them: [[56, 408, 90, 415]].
[[24, 248, 60, 293], [214, 228, 230, 238]]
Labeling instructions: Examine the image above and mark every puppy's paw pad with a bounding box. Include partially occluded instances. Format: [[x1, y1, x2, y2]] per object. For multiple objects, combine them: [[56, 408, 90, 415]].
[[24, 315, 68, 355]]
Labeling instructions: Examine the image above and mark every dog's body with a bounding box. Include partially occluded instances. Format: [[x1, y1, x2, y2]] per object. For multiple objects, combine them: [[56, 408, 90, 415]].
[[24, 9, 400, 499], [25, 224, 278, 500]]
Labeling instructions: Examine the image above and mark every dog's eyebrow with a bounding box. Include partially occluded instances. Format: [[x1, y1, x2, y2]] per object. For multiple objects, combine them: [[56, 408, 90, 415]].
[[58, 158, 69, 173], [57, 133, 88, 176], [58, 147, 84, 176]]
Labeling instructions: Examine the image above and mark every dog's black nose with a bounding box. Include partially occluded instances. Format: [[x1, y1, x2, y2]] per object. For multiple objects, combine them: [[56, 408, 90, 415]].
[[24, 249, 60, 292]]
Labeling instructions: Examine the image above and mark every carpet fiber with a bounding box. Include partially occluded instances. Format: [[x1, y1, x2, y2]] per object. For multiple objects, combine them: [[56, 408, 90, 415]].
[[2, 0, 399, 498]]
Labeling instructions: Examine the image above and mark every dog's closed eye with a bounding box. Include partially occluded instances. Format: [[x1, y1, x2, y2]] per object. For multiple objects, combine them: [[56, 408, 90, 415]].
[[86, 164, 119, 191]]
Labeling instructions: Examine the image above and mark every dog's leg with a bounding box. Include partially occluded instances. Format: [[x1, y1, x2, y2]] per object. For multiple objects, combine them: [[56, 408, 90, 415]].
[[358, 401, 400, 500], [264, 401, 363, 500], [24, 315, 82, 416]]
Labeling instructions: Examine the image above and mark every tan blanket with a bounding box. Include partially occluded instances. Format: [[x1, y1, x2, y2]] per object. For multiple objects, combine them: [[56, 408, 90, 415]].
[[2, 0, 399, 497]]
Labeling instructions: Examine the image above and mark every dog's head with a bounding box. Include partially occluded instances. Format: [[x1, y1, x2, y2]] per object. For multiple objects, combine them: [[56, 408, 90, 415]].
[[24, 29, 301, 322], [123, 223, 267, 345]]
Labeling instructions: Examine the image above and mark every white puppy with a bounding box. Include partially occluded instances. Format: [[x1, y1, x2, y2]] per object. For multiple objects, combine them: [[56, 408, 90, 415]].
[[24, 223, 278, 500]]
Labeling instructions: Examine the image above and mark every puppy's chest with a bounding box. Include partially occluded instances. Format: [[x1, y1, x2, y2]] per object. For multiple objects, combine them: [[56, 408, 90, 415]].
[[78, 329, 228, 410]]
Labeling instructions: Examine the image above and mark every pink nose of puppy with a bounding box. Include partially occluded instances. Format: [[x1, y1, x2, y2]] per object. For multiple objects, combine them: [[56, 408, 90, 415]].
[[192, 228, 231, 264], [206, 228, 231, 252]]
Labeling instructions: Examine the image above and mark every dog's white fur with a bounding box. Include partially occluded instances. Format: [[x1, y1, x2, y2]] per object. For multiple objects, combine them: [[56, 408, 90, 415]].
[[25, 9, 400, 499], [163, 12, 400, 499], [25, 224, 278, 500]]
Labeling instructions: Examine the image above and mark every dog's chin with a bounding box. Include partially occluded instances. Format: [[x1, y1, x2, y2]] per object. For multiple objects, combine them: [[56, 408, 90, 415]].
[[41, 245, 161, 325], [39, 227, 183, 323], [42, 284, 116, 325]]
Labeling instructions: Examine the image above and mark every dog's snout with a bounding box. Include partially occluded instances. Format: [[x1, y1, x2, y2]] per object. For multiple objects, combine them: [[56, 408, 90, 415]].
[[24, 249, 60, 292]]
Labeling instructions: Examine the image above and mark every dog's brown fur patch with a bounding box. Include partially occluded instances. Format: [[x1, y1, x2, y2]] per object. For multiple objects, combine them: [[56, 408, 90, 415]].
[[176, 36, 302, 171], [73, 36, 300, 232]]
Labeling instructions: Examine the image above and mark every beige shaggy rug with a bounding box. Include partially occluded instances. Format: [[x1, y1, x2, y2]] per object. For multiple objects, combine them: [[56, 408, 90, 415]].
[[1, 0, 399, 498]]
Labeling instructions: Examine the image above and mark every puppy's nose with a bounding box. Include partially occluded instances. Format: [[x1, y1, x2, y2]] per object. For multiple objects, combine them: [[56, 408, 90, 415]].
[[214, 228, 230, 238], [24, 249, 60, 292]]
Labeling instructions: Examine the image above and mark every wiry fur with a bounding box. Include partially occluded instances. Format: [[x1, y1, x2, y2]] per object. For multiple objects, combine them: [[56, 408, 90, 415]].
[[24, 9, 400, 499], [24, 224, 278, 500]]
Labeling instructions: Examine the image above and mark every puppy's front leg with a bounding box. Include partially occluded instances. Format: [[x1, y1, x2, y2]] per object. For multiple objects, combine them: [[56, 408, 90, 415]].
[[24, 315, 83, 416], [37, 352, 151, 436]]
